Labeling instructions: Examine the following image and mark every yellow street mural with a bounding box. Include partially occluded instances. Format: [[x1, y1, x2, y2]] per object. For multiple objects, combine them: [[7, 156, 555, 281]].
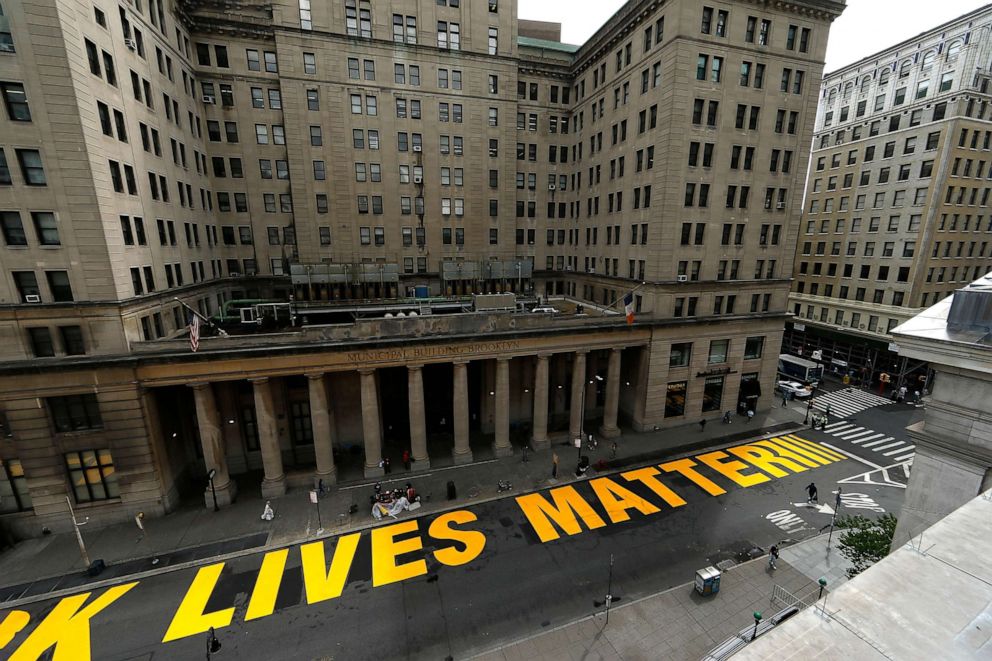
[[0, 435, 842, 660]]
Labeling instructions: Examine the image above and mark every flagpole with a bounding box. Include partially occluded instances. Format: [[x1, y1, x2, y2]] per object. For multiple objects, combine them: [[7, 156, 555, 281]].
[[173, 298, 229, 337], [604, 281, 648, 312]]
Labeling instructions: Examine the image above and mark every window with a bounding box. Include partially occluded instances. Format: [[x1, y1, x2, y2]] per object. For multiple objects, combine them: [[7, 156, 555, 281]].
[[16, 149, 46, 185], [0, 82, 30, 121], [263, 50, 278, 73], [65, 449, 119, 502], [46, 270, 73, 301], [744, 336, 764, 360], [32, 212, 59, 245], [708, 339, 729, 364], [303, 52, 316, 74], [48, 394, 102, 432], [670, 342, 692, 367], [702, 376, 724, 413], [1, 211, 26, 246], [665, 381, 687, 418]]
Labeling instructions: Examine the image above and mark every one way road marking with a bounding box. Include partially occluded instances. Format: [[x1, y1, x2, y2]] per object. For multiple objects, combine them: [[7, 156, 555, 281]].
[[793, 502, 835, 515]]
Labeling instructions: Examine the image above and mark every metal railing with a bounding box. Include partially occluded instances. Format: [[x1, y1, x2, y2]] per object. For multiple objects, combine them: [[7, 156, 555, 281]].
[[771, 583, 819, 611]]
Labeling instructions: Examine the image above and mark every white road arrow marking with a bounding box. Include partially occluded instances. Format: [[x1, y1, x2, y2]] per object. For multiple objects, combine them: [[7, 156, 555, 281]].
[[792, 502, 836, 515]]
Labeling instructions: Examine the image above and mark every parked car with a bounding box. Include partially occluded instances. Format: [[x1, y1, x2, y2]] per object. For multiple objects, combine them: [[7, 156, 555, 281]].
[[777, 380, 812, 398]]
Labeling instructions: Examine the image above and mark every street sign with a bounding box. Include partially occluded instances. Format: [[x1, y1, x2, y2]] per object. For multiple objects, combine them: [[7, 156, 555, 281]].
[[309, 490, 318, 504], [794, 323, 805, 332]]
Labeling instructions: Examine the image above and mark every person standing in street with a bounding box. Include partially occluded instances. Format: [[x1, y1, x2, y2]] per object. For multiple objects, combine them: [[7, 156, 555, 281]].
[[383, 456, 391, 474], [402, 449, 411, 471], [825, 403, 831, 418], [806, 482, 818, 503], [552, 452, 559, 479]]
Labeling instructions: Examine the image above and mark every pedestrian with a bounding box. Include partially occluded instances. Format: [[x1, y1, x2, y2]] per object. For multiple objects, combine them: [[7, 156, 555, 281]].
[[782, 392, 788, 407], [825, 404, 831, 418], [402, 449, 411, 470], [383, 456, 391, 474], [768, 544, 779, 570], [699, 418, 707, 432], [747, 409, 754, 423], [821, 416, 828, 431], [914, 390, 921, 404], [261, 501, 274, 521], [611, 441, 618, 459], [552, 452, 559, 479], [806, 482, 818, 503]]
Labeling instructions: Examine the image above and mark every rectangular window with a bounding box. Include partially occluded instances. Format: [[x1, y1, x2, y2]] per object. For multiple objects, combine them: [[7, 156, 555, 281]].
[[48, 394, 102, 432], [65, 449, 119, 502], [665, 381, 687, 418], [708, 339, 729, 364]]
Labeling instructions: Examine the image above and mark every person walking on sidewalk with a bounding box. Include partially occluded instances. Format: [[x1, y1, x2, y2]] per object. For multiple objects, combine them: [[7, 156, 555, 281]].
[[611, 440, 618, 459], [768, 544, 779, 570], [402, 449, 411, 470], [782, 392, 789, 407], [699, 418, 707, 432], [747, 409, 754, 423], [806, 482, 818, 503], [552, 452, 559, 479]]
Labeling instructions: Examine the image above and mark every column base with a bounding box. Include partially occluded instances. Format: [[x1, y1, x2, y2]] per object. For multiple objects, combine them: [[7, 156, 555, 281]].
[[599, 425, 621, 439], [492, 443, 514, 458], [204, 480, 237, 509], [531, 436, 550, 451], [364, 465, 385, 479], [260, 476, 287, 499], [411, 458, 431, 471], [314, 467, 337, 486], [452, 449, 474, 465]]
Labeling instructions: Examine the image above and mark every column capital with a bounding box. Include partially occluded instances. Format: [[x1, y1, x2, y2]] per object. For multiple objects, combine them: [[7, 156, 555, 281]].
[[611, 347, 623, 355], [358, 368, 376, 376], [496, 357, 510, 364], [248, 377, 270, 385], [536, 352, 552, 360], [189, 382, 213, 391], [453, 359, 470, 366], [407, 363, 424, 372], [574, 349, 589, 356], [305, 371, 325, 381]]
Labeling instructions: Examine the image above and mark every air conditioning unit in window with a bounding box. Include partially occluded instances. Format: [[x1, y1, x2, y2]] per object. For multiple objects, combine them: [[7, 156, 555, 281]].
[[413, 145, 422, 152], [776, 202, 786, 209], [24, 294, 41, 303], [124, 38, 137, 51], [413, 175, 423, 184], [677, 275, 688, 282], [202, 95, 216, 104], [548, 184, 556, 191]]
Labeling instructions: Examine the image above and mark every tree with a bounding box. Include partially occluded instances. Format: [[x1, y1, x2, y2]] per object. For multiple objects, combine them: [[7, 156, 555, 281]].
[[835, 513, 898, 578]]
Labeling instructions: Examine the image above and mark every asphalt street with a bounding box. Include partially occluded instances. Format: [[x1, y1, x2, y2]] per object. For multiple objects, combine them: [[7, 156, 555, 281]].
[[2, 406, 917, 660]]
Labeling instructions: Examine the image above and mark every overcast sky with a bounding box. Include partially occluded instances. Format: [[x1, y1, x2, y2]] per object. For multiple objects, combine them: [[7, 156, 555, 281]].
[[519, 0, 991, 73]]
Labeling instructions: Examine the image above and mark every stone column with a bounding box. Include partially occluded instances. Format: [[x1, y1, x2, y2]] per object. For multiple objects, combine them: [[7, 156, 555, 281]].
[[599, 348, 622, 439], [493, 358, 512, 457], [251, 377, 286, 498], [360, 369, 384, 478], [532, 353, 551, 450], [408, 365, 430, 470], [307, 372, 337, 485], [586, 352, 599, 410], [570, 351, 588, 440], [191, 383, 236, 508], [452, 360, 473, 464]]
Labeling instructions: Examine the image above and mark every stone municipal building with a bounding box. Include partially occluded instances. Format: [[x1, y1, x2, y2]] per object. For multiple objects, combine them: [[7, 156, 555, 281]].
[[0, 0, 843, 534]]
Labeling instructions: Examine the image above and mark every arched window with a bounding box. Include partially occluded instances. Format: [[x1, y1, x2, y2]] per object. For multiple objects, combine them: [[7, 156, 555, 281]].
[[828, 87, 837, 104], [899, 59, 912, 78], [921, 50, 936, 70], [879, 66, 890, 85], [860, 75, 871, 93], [843, 81, 854, 99], [947, 40, 962, 59]]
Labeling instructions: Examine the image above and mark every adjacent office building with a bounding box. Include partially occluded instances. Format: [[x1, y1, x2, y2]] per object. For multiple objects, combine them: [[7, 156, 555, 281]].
[[786, 4, 992, 384], [0, 0, 843, 535]]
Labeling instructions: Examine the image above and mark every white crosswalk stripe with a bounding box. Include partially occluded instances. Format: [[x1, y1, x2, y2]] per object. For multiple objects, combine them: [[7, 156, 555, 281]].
[[849, 433, 885, 444], [885, 445, 915, 456], [892, 453, 915, 463], [809, 388, 893, 419], [862, 437, 895, 448], [873, 441, 906, 453]]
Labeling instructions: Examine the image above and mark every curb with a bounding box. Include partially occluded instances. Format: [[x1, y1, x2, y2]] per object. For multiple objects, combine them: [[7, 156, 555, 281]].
[[0, 423, 807, 610]]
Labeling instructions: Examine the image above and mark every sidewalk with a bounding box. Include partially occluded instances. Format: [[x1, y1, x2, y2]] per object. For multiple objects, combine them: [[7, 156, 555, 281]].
[[0, 405, 806, 606], [469, 532, 850, 661]]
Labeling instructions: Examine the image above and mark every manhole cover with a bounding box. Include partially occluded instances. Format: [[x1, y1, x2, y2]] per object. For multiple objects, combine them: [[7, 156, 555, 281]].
[[716, 559, 737, 571]]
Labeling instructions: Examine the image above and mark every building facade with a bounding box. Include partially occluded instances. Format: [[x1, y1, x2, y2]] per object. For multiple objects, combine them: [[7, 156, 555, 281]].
[[787, 4, 992, 386], [0, 0, 843, 535]]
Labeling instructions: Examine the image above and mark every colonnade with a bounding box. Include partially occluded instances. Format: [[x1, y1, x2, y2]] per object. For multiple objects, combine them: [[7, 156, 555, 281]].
[[188, 347, 628, 505]]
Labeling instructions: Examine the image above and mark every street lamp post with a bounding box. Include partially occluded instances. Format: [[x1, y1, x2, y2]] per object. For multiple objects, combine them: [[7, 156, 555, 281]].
[[818, 577, 827, 600], [66, 496, 91, 567], [826, 487, 842, 548], [207, 468, 219, 512], [751, 611, 762, 641]]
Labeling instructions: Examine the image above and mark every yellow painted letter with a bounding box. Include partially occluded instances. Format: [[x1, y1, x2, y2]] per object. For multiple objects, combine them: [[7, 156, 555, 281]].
[[372, 520, 427, 587], [697, 451, 771, 488], [162, 564, 233, 643], [589, 477, 660, 523], [11, 583, 137, 661], [0, 610, 30, 650], [429, 510, 487, 567], [729, 444, 809, 477], [245, 548, 289, 621], [515, 485, 607, 543], [659, 458, 727, 496], [621, 467, 687, 508], [300, 533, 361, 604]]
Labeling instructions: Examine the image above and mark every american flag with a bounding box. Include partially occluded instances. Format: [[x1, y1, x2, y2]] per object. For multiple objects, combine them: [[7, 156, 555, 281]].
[[188, 314, 201, 352], [623, 293, 635, 325]]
